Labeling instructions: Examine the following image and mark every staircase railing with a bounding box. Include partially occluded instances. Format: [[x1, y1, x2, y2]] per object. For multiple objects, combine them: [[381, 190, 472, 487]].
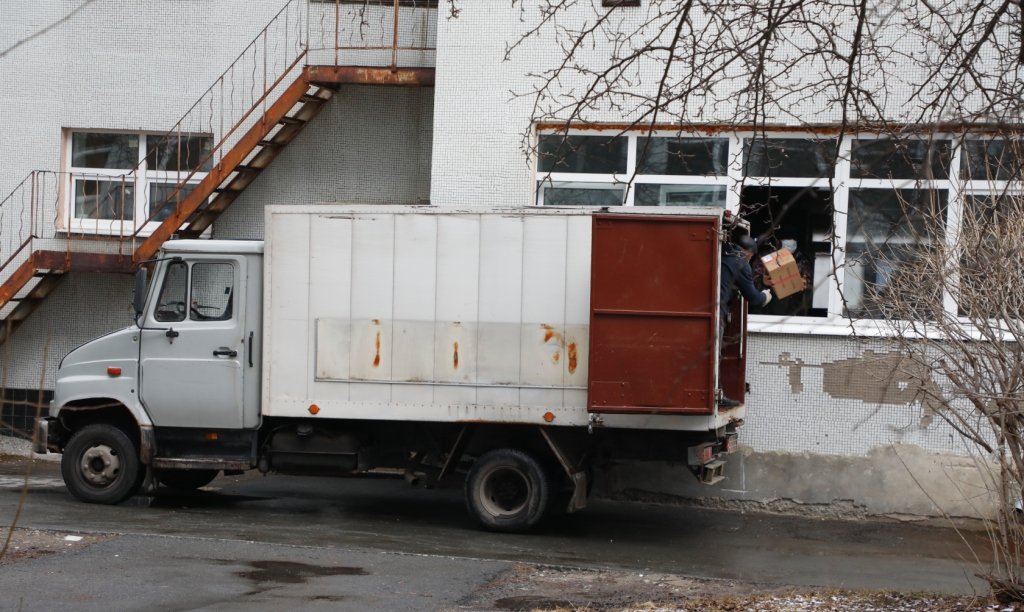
[[133, 0, 310, 236]]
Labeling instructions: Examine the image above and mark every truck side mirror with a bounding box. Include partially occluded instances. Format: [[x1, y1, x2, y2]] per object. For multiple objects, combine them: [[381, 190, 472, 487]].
[[133, 267, 148, 317]]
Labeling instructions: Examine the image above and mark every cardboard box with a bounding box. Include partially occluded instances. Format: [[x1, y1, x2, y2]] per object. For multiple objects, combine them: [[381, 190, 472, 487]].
[[760, 248, 806, 299]]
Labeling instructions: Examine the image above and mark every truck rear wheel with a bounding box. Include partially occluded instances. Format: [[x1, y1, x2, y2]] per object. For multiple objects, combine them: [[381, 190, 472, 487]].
[[156, 469, 219, 490], [61, 424, 143, 505], [465, 448, 551, 533]]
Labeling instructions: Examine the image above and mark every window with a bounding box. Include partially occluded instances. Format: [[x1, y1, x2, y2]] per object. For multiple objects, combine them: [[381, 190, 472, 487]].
[[850, 139, 951, 180], [65, 130, 212, 234], [961, 139, 1024, 182], [536, 133, 729, 207], [843, 189, 946, 319], [744, 138, 837, 178], [535, 129, 1024, 333], [152, 261, 235, 323], [154, 261, 188, 323], [190, 263, 234, 321]]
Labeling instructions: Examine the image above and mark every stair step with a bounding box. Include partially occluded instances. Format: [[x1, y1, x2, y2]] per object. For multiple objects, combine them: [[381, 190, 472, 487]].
[[278, 116, 304, 126], [299, 94, 325, 104], [257, 139, 283, 148]]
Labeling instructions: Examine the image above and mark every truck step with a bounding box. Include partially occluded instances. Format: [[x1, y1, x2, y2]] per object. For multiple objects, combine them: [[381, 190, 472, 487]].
[[151, 458, 251, 471], [699, 459, 726, 485]]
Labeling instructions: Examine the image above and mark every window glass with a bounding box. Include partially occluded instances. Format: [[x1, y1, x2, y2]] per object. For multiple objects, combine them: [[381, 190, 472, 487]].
[[149, 183, 199, 222], [154, 261, 188, 322], [960, 140, 1024, 181], [74, 180, 135, 220], [540, 183, 625, 206], [636, 137, 728, 176], [635, 184, 726, 207], [850, 139, 952, 179], [146, 134, 214, 172], [844, 189, 947, 318], [190, 263, 234, 321], [957, 195, 1022, 318], [71, 133, 139, 169], [537, 135, 627, 174], [743, 138, 837, 178]]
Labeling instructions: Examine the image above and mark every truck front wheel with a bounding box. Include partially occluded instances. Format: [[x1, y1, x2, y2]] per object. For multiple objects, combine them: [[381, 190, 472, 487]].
[[465, 448, 551, 533], [61, 424, 143, 505]]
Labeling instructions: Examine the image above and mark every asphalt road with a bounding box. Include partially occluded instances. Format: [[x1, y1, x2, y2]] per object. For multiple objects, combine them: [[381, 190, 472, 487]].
[[0, 456, 993, 610]]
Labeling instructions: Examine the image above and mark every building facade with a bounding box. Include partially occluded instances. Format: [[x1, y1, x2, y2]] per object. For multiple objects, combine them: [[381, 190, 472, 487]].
[[2, 0, 1016, 519]]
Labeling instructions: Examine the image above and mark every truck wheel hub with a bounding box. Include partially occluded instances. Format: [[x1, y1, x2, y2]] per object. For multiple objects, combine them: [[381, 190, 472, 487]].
[[482, 468, 530, 516], [80, 444, 121, 486]]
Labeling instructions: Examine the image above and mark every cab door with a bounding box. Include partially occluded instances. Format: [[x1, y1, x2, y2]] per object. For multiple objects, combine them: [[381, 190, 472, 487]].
[[140, 256, 246, 429]]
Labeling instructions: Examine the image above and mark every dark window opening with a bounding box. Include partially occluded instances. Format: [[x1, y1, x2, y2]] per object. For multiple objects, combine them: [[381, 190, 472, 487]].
[[740, 186, 833, 318]]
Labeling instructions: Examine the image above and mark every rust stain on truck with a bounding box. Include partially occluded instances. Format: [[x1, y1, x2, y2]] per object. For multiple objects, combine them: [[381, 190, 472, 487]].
[[373, 331, 381, 367], [453, 341, 460, 369], [568, 342, 578, 374]]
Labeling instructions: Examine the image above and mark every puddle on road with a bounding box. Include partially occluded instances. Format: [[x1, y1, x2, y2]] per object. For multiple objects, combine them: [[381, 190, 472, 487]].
[[237, 560, 368, 584], [212, 559, 368, 595]]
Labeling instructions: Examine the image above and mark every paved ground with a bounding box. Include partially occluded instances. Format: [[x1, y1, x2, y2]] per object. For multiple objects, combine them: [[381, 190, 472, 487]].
[[0, 444, 999, 610]]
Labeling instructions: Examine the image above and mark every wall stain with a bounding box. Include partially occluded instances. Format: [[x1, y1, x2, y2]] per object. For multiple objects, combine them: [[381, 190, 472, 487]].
[[762, 350, 940, 428]]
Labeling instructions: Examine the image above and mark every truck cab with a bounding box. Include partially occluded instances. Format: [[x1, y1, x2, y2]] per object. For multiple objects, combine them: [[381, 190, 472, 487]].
[[40, 241, 263, 502]]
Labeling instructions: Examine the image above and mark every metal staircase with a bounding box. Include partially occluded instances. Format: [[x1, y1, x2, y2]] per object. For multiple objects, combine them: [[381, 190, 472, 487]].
[[0, 0, 436, 344]]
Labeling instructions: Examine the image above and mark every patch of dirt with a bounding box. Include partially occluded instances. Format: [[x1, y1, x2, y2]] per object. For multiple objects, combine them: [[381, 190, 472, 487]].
[[0, 528, 116, 565], [455, 564, 997, 611]]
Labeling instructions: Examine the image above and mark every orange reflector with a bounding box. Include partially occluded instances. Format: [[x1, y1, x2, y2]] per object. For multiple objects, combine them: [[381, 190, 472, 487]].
[[203, 432, 219, 441], [308, 404, 320, 415], [543, 411, 555, 423], [107, 367, 121, 377]]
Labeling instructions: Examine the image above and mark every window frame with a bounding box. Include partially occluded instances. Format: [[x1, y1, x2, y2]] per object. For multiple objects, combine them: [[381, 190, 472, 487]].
[[62, 129, 211, 237], [534, 129, 1024, 336]]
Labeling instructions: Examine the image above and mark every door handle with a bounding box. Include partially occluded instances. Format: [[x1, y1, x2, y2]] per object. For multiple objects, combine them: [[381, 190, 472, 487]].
[[213, 347, 238, 358], [166, 328, 179, 343]]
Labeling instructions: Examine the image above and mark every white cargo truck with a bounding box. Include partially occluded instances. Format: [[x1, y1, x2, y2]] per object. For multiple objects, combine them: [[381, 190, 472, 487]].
[[38, 205, 750, 531]]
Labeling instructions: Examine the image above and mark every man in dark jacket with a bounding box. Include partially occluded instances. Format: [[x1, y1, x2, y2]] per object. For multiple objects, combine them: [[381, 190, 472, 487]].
[[718, 235, 771, 407]]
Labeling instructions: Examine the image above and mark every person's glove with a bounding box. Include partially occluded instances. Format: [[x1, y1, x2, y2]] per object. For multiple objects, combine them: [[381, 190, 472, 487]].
[[761, 289, 773, 305]]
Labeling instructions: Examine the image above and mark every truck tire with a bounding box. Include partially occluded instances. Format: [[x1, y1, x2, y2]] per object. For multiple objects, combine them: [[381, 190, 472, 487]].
[[61, 424, 143, 505], [156, 469, 219, 490], [465, 448, 551, 533]]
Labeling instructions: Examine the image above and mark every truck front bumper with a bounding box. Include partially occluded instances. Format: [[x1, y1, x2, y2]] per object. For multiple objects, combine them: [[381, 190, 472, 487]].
[[33, 417, 61, 454]]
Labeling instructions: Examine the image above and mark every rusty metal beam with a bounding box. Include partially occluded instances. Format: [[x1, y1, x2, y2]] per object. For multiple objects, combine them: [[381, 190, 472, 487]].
[[34, 250, 134, 274], [305, 66, 435, 87]]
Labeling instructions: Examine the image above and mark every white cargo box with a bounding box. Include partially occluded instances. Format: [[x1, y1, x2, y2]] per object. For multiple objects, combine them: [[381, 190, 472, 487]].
[[263, 205, 736, 431]]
